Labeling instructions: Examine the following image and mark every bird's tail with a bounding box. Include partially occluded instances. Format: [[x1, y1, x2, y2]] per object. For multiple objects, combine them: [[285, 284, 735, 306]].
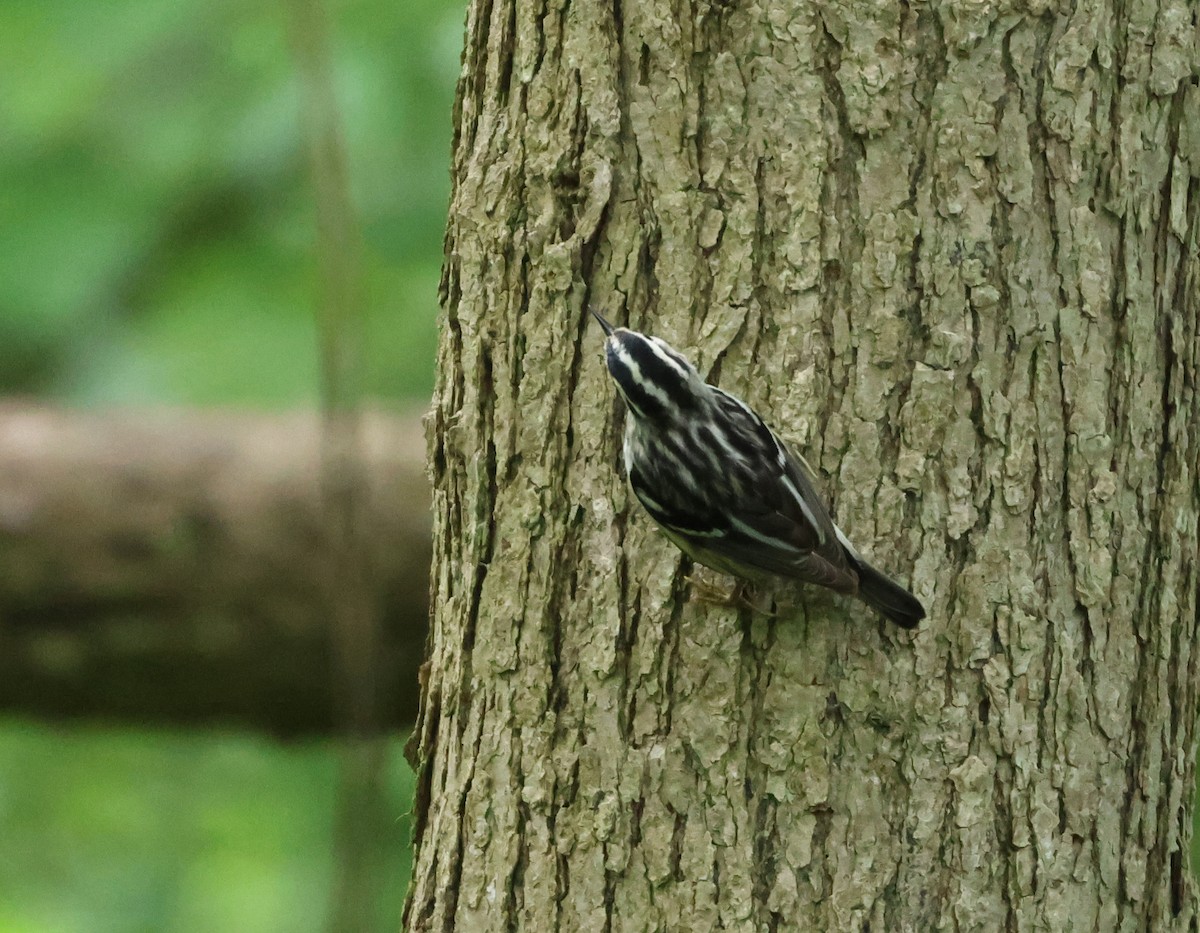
[[834, 527, 925, 628], [852, 557, 925, 628], [855, 561, 925, 628]]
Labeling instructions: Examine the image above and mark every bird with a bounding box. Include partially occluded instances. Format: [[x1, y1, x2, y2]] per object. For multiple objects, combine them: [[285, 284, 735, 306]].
[[591, 310, 925, 628]]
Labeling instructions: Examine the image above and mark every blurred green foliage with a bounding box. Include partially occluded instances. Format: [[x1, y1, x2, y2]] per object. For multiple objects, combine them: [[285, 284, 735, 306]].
[[0, 723, 414, 933], [0, 0, 460, 404], [0, 0, 459, 929]]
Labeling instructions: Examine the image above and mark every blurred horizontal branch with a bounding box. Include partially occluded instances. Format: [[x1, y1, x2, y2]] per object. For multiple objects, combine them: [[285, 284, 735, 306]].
[[0, 404, 430, 736]]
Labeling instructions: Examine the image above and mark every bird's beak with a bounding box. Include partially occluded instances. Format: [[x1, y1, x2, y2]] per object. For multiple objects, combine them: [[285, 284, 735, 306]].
[[590, 309, 615, 337]]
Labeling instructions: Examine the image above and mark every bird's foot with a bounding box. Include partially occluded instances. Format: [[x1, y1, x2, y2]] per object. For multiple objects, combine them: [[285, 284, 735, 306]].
[[684, 574, 764, 612], [684, 573, 737, 605]]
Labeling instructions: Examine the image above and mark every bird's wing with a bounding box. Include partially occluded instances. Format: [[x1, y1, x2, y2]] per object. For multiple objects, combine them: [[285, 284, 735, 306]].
[[649, 391, 858, 591]]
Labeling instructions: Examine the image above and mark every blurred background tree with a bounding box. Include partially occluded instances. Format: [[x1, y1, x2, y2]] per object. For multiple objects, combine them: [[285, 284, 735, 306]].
[[0, 0, 460, 930]]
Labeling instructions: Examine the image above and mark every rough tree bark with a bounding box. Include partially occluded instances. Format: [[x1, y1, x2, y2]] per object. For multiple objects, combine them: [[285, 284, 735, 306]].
[[406, 0, 1200, 930]]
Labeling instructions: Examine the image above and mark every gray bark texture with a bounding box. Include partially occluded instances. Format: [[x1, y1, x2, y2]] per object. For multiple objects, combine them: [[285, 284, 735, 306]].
[[406, 0, 1200, 930]]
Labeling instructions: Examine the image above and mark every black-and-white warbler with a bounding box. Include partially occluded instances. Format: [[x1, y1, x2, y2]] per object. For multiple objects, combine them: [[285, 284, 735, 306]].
[[592, 311, 925, 628]]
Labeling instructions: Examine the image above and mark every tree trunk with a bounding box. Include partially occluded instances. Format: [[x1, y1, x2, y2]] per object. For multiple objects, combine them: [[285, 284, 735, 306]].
[[406, 1, 1200, 929]]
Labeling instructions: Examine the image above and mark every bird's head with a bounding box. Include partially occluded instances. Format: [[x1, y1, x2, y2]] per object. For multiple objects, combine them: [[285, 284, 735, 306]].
[[590, 311, 703, 422]]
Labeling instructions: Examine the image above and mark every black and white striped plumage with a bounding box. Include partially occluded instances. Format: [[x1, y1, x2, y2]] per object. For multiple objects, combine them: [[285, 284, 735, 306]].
[[592, 311, 925, 628]]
